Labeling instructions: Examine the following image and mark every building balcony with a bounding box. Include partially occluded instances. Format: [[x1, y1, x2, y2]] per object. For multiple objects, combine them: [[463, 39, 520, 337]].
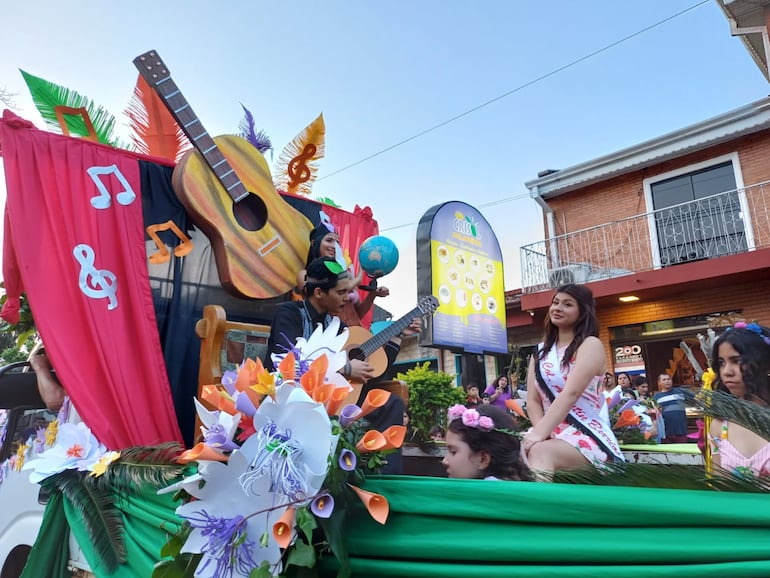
[[520, 180, 770, 294]]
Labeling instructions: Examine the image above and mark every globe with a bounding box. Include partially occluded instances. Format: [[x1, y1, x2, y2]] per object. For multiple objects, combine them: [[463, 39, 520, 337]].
[[358, 236, 399, 278]]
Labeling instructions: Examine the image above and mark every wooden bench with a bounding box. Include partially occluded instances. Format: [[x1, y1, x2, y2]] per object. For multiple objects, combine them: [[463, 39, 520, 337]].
[[195, 304, 408, 407]]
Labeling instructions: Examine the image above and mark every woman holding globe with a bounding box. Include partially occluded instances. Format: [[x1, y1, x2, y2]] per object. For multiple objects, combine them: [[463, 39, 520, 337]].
[[296, 222, 392, 327]]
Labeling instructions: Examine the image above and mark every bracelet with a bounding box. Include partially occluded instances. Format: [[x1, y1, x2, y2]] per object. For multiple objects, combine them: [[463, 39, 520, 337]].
[[342, 361, 352, 378]]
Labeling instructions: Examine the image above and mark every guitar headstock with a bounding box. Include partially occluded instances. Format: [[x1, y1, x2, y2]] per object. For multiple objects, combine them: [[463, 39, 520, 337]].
[[418, 295, 440, 316], [133, 50, 171, 87]]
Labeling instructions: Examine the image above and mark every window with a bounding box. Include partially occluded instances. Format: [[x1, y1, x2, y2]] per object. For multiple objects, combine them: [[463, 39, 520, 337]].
[[649, 159, 747, 266]]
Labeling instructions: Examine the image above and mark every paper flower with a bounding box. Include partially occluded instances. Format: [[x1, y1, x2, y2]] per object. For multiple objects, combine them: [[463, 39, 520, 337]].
[[194, 399, 241, 451], [176, 451, 286, 578], [23, 422, 108, 483], [271, 316, 349, 382]]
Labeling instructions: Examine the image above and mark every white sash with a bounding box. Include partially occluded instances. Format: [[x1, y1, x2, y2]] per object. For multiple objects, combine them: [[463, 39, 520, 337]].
[[536, 343, 624, 462]]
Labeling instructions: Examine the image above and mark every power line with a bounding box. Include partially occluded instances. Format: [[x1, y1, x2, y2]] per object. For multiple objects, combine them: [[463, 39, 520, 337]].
[[319, 0, 710, 182]]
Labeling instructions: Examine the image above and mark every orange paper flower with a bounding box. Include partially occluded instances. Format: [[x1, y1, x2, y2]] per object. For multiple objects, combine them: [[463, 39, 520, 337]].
[[382, 425, 407, 450], [177, 443, 229, 464], [278, 352, 296, 380], [325, 386, 351, 416], [356, 430, 388, 453], [349, 484, 389, 524], [615, 409, 640, 429], [360, 389, 391, 419], [311, 383, 334, 404], [272, 507, 296, 549]]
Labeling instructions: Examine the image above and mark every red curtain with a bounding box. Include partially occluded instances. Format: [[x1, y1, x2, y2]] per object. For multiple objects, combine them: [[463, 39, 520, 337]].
[[0, 112, 182, 449]]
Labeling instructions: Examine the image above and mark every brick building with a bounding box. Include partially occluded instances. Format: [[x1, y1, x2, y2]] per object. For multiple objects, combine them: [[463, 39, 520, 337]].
[[515, 97, 770, 385]]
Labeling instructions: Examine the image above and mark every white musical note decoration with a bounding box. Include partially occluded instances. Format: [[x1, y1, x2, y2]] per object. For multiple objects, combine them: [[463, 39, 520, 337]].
[[73, 244, 118, 310], [87, 164, 137, 209]]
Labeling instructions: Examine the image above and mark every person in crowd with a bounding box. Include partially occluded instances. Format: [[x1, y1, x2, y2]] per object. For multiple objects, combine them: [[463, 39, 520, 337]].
[[484, 374, 512, 410], [481, 393, 491, 405], [653, 373, 690, 444], [523, 284, 624, 478], [709, 323, 770, 477], [429, 425, 446, 442], [465, 384, 482, 408], [296, 223, 389, 327], [267, 256, 419, 474], [443, 404, 531, 481], [602, 372, 616, 393], [632, 376, 650, 400], [617, 372, 635, 399]]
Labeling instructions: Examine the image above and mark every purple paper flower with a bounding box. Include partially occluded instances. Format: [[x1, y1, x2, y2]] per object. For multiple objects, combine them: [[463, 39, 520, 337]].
[[221, 370, 238, 396], [187, 510, 261, 578], [311, 493, 334, 518], [461, 409, 480, 428], [338, 449, 356, 471], [340, 404, 362, 427], [204, 424, 240, 452]]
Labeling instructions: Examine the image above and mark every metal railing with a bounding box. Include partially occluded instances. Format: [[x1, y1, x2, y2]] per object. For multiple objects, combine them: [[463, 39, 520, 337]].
[[520, 181, 770, 294]]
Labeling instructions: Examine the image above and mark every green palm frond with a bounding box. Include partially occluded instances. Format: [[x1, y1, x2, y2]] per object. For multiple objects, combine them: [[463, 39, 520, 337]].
[[46, 470, 126, 571], [101, 442, 186, 497], [689, 389, 770, 442], [20, 69, 121, 146], [552, 462, 770, 493]]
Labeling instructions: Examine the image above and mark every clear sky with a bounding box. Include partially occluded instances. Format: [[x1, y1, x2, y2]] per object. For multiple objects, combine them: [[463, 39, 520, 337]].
[[1, 0, 767, 318]]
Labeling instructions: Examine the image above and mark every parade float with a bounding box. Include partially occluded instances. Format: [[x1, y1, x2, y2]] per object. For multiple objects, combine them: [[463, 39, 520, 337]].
[[1, 50, 770, 578]]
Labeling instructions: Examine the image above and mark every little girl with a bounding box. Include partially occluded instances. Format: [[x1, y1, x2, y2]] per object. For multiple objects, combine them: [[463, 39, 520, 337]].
[[709, 323, 770, 478], [442, 404, 531, 481]]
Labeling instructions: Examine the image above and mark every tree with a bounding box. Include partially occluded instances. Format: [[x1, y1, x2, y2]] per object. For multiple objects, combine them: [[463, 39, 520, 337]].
[[0, 85, 17, 109]]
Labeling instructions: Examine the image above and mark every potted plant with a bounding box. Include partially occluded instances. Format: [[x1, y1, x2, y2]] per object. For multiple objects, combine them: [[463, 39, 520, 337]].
[[396, 362, 465, 476]]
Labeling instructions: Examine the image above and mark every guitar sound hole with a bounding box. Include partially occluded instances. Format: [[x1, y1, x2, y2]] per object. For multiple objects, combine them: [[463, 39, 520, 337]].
[[232, 193, 268, 232], [348, 347, 366, 361]]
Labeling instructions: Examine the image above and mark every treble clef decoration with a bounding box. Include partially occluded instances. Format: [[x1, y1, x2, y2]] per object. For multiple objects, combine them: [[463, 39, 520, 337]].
[[286, 143, 317, 192], [73, 244, 119, 310]]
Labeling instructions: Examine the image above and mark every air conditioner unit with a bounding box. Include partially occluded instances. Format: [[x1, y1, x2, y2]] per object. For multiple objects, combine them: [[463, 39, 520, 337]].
[[548, 264, 591, 288]]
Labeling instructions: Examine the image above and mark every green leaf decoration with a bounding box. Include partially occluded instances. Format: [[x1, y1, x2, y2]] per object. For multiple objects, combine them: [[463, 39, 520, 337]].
[[249, 561, 274, 577], [286, 537, 316, 569], [101, 442, 186, 498], [19, 69, 121, 146], [152, 553, 202, 578], [689, 389, 770, 442], [46, 470, 126, 572], [314, 196, 341, 208]]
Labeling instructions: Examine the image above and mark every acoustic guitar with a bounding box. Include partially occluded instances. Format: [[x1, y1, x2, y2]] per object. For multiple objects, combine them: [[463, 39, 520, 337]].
[[133, 50, 313, 299], [343, 295, 439, 404]]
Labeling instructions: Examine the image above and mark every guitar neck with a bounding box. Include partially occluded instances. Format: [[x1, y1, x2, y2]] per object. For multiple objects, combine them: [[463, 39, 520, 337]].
[[140, 71, 248, 203], [359, 306, 422, 358]]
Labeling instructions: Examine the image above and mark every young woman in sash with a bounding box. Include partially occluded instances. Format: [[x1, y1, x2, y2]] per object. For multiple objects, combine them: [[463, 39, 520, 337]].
[[709, 323, 770, 477], [523, 284, 624, 477]]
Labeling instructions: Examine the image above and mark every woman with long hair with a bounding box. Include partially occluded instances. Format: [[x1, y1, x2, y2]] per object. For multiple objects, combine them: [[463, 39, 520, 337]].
[[484, 374, 512, 410], [296, 223, 389, 326], [523, 284, 624, 478], [709, 323, 770, 477]]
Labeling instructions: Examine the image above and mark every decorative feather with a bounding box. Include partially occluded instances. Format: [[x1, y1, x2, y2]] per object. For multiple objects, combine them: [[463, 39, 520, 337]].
[[273, 113, 326, 195], [238, 103, 272, 155], [689, 389, 770, 442], [100, 442, 187, 499], [315, 196, 341, 208], [46, 470, 126, 571], [125, 74, 191, 163], [20, 69, 121, 147], [553, 462, 770, 493]]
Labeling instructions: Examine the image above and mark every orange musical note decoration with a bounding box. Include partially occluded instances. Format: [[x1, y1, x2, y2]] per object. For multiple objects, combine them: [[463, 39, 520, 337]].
[[54, 105, 99, 142], [146, 220, 194, 264], [286, 143, 316, 192]]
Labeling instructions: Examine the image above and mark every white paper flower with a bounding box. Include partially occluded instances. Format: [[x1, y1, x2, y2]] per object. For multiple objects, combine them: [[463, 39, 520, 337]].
[[23, 422, 107, 483], [271, 316, 349, 381], [176, 450, 286, 578], [243, 382, 336, 502], [194, 398, 241, 451]]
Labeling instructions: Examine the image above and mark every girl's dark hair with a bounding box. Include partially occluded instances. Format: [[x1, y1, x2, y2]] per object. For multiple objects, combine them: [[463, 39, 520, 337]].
[[447, 405, 531, 481], [539, 284, 599, 369], [631, 376, 648, 388], [712, 326, 770, 403]]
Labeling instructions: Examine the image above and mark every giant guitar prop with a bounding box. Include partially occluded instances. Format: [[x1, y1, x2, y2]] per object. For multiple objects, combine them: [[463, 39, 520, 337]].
[[134, 50, 313, 299], [343, 295, 439, 405]]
